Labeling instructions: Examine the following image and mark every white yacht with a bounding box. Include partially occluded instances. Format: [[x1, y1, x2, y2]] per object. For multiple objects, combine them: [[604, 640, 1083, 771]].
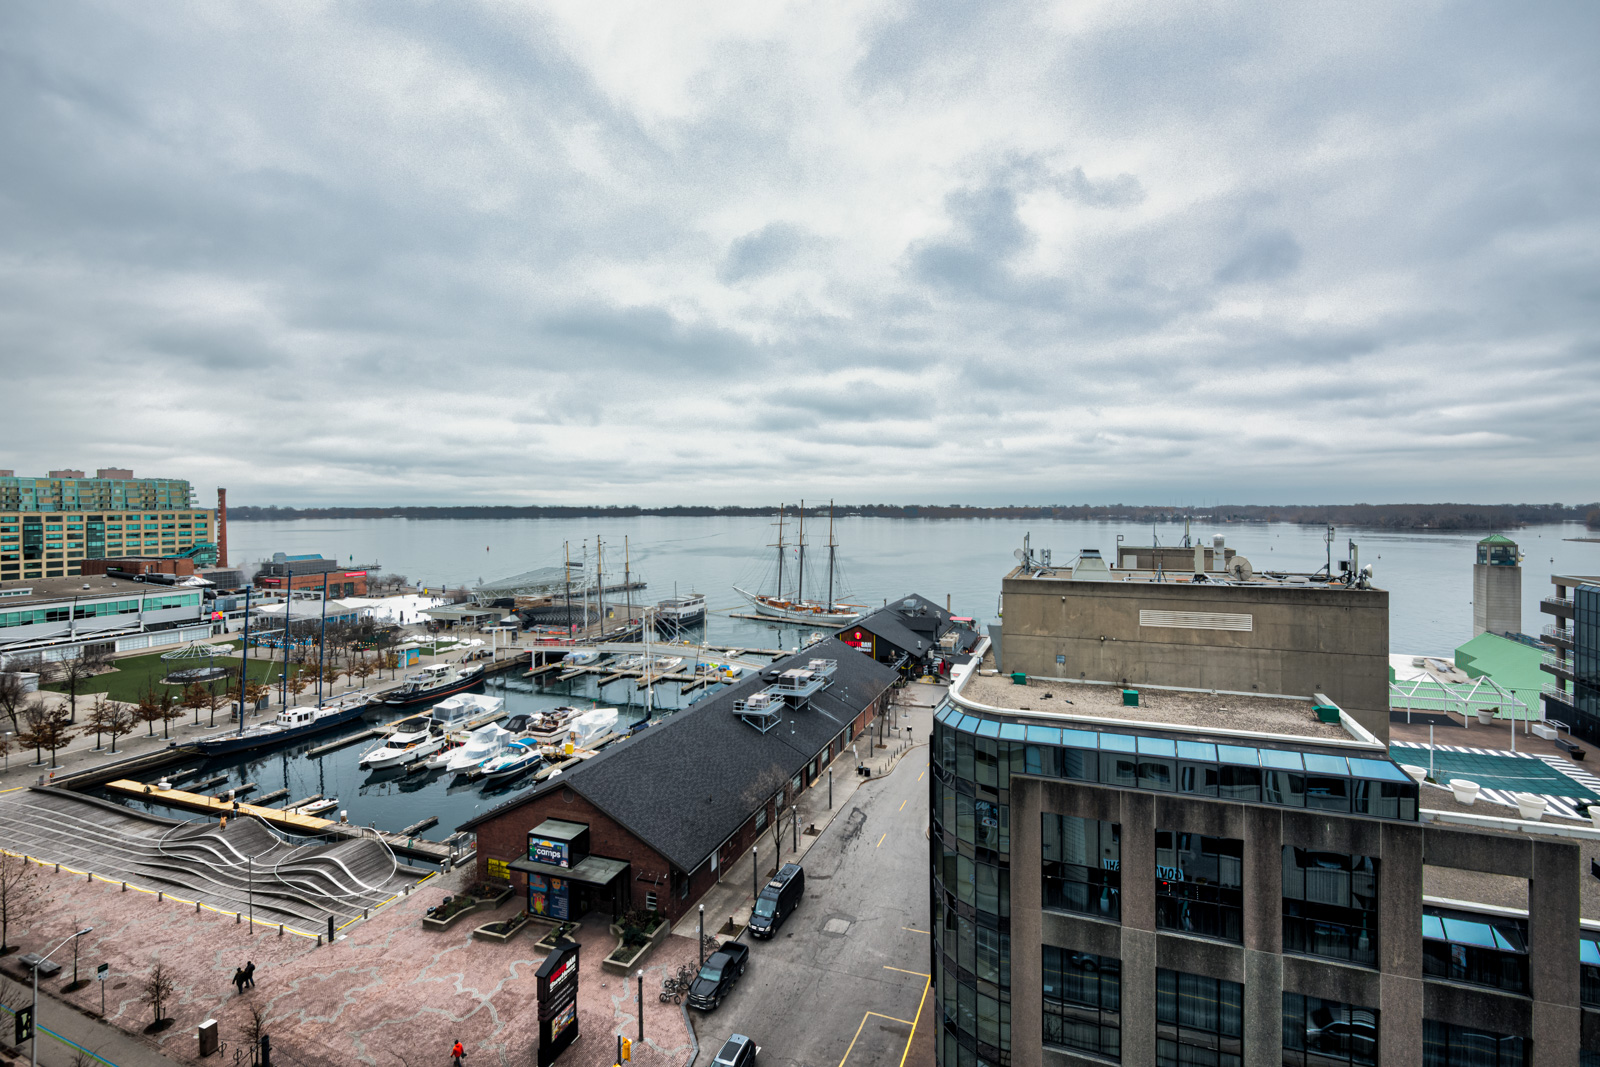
[[444, 723, 513, 776], [359, 722, 446, 768], [427, 694, 506, 731]]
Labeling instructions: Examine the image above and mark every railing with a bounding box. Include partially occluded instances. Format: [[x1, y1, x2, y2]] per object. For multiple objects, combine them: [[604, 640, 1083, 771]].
[[1542, 625, 1574, 645], [1543, 652, 1573, 675], [1543, 684, 1576, 708], [1542, 596, 1575, 615]]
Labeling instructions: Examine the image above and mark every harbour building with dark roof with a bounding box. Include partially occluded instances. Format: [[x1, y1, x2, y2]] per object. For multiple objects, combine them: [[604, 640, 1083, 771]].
[[841, 593, 984, 678], [459, 638, 899, 924]]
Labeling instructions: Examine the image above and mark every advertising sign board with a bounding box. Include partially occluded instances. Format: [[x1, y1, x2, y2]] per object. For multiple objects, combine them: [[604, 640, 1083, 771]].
[[536, 939, 581, 1067], [529, 835, 570, 868]]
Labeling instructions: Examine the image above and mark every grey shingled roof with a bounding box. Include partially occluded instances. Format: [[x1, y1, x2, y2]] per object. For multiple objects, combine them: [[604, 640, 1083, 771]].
[[459, 638, 899, 872], [853, 592, 977, 658]]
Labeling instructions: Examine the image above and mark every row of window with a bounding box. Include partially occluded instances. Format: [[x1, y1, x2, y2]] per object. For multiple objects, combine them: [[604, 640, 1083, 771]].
[[1026, 955, 1528, 1067], [0, 593, 200, 629], [1042, 815, 1380, 967], [934, 712, 1419, 821]]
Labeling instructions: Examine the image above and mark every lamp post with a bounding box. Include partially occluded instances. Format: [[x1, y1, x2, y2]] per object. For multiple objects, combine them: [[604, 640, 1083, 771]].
[[636, 969, 645, 1041], [698, 904, 705, 968], [31, 927, 93, 1067], [751, 846, 758, 903]]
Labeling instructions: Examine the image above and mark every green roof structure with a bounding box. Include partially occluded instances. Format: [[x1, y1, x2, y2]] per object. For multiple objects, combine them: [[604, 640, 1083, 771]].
[[1477, 533, 1518, 545], [1454, 632, 1545, 720]]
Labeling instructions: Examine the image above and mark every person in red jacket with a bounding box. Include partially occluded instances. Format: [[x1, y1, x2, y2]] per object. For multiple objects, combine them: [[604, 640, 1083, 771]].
[[451, 1040, 466, 1066]]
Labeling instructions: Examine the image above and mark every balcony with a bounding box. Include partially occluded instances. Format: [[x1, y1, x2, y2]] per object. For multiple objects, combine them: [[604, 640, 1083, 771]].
[[1542, 653, 1574, 682], [1544, 685, 1577, 711], [1542, 625, 1574, 649], [1542, 596, 1575, 619]]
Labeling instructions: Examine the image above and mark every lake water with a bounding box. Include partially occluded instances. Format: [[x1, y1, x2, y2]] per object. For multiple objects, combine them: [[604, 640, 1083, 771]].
[[104, 517, 1598, 850], [226, 516, 1600, 654]]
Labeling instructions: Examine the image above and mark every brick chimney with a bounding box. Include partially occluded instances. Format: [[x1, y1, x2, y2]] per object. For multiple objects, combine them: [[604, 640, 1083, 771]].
[[217, 487, 229, 568]]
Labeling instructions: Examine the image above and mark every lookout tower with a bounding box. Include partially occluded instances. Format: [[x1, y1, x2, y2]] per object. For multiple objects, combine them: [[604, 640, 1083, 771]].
[[1472, 533, 1522, 637]]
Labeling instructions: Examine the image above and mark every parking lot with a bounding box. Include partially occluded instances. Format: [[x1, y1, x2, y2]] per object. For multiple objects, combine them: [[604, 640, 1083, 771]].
[[695, 742, 933, 1067]]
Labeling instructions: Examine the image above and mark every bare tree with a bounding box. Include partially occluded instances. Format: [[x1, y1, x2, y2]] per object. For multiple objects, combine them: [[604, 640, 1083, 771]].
[[141, 960, 174, 1027], [88, 698, 136, 754], [19, 698, 75, 768], [136, 687, 163, 737], [181, 682, 209, 727], [158, 689, 183, 739], [241, 1003, 270, 1054], [55, 656, 95, 724], [0, 671, 27, 735], [0, 851, 47, 955], [0, 730, 10, 772]]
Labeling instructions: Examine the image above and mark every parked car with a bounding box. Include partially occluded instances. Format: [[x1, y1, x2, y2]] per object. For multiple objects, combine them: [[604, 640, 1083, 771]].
[[713, 1034, 757, 1067], [688, 942, 750, 1010], [749, 863, 804, 939]]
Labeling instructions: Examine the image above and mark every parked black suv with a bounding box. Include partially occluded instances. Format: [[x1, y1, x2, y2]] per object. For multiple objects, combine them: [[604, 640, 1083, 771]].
[[749, 863, 804, 939], [688, 942, 750, 1010]]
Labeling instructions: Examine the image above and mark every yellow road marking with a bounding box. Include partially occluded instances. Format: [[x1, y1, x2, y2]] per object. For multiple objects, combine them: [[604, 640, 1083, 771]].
[[0, 785, 27, 794], [898, 800, 906, 812], [898, 978, 932, 1067], [876, 832, 886, 848], [900, 927, 929, 934], [916, 772, 923, 782], [840, 1007, 921, 1063], [883, 965, 930, 978]]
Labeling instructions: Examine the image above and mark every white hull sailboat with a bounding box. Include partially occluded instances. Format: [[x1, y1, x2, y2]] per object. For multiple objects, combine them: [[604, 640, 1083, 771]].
[[734, 500, 864, 626]]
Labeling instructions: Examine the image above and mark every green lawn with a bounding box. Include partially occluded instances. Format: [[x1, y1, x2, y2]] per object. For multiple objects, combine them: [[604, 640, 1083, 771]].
[[44, 644, 324, 706]]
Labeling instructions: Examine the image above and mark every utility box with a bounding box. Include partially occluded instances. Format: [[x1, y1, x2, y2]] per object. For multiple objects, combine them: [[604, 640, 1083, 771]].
[[198, 1019, 220, 1056], [1010, 672, 1028, 685], [1122, 689, 1139, 707], [1314, 704, 1341, 724]]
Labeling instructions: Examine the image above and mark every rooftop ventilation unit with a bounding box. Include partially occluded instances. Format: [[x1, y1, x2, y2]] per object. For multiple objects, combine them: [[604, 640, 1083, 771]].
[[734, 690, 783, 734]]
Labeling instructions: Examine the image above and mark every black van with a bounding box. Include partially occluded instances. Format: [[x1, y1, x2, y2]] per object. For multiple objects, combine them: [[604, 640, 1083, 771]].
[[749, 863, 804, 939]]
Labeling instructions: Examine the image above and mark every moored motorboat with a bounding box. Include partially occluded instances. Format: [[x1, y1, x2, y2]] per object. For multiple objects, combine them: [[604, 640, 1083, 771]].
[[427, 693, 505, 731], [479, 738, 544, 782], [382, 662, 486, 706], [359, 723, 446, 768], [444, 723, 513, 776], [191, 695, 372, 757]]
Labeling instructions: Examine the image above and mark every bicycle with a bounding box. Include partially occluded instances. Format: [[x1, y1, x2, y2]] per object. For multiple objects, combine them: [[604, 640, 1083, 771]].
[[700, 932, 720, 954]]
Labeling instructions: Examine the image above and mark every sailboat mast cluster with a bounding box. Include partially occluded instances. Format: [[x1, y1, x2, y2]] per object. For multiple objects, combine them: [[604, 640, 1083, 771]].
[[733, 499, 864, 624]]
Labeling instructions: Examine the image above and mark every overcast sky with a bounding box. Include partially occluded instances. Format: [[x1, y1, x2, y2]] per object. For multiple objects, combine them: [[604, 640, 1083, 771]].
[[2, 2, 1596, 507]]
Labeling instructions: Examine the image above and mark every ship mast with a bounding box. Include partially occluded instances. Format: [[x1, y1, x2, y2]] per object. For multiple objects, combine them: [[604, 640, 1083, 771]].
[[773, 505, 786, 599], [796, 499, 805, 606], [827, 499, 836, 611]]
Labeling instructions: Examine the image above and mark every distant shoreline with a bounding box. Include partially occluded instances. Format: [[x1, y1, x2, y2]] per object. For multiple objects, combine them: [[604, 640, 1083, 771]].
[[227, 502, 1599, 532]]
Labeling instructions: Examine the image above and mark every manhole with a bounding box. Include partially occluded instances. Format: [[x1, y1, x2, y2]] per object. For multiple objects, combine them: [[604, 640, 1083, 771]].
[[824, 918, 851, 935]]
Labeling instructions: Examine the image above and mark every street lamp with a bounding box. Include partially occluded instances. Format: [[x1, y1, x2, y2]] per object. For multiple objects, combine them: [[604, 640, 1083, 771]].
[[31, 927, 93, 1067]]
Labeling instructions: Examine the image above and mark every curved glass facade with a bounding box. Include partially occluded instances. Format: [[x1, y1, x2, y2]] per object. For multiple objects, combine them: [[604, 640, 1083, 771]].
[[930, 701, 1419, 1067]]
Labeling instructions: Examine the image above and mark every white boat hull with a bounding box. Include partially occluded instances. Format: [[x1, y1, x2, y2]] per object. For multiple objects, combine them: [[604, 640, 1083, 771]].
[[733, 587, 863, 625]]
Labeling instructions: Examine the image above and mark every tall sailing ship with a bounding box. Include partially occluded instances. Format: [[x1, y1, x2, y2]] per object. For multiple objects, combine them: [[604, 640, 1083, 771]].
[[733, 501, 866, 625]]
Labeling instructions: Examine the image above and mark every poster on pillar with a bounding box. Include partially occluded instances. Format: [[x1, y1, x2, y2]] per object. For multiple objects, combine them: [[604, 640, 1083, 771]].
[[529, 873, 570, 920]]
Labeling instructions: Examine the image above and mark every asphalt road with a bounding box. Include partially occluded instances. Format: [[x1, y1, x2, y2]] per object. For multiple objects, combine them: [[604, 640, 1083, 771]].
[[695, 745, 932, 1067]]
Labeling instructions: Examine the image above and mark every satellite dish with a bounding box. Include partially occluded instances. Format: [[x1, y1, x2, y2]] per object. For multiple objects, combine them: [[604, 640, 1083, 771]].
[[1014, 548, 1026, 561], [1227, 557, 1254, 581]]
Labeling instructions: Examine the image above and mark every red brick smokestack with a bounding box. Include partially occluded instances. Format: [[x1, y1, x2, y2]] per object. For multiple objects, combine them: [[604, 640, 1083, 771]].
[[217, 487, 228, 568]]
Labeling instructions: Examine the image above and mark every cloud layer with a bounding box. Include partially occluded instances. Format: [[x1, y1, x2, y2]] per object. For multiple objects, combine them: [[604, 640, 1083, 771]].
[[1, 1, 1596, 505]]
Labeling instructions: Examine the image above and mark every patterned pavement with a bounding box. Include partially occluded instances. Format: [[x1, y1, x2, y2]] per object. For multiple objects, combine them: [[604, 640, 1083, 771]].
[[4, 863, 695, 1067]]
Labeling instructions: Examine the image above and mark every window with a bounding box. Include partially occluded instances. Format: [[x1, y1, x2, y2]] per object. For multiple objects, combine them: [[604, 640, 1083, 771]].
[[1422, 906, 1527, 994], [1155, 832, 1243, 942], [1282, 849, 1378, 967], [1422, 1020, 1524, 1067], [645, 891, 658, 911], [1156, 970, 1241, 1067], [1582, 937, 1600, 1007], [755, 805, 768, 832], [1283, 993, 1377, 1067], [1042, 948, 1120, 1059], [1042, 814, 1120, 919]]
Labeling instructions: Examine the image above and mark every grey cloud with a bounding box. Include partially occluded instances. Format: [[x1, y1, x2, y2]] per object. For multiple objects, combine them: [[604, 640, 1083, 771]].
[[719, 223, 809, 283], [1215, 230, 1302, 284]]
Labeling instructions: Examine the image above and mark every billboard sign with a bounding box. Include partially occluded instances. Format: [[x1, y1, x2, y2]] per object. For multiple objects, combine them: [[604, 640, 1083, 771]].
[[529, 835, 570, 868], [536, 939, 581, 1067]]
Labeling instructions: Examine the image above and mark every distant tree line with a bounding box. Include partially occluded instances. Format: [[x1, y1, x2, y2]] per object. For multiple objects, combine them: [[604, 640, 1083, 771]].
[[228, 501, 1599, 530]]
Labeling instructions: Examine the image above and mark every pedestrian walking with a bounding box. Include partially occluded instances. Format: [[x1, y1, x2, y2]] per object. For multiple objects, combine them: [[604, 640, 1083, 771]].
[[232, 968, 246, 995], [244, 961, 256, 989], [451, 1040, 465, 1066]]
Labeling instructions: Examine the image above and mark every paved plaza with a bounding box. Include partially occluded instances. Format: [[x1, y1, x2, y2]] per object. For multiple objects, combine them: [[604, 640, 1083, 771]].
[[1, 862, 695, 1067]]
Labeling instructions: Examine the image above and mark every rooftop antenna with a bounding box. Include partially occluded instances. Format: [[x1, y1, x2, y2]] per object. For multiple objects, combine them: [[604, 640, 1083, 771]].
[[1323, 524, 1335, 577], [1182, 513, 1191, 549]]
